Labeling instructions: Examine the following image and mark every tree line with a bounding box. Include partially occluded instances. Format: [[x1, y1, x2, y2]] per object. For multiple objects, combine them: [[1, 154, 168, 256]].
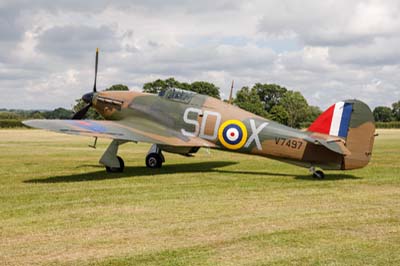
[[373, 103, 400, 122], [142, 78, 220, 99], [233, 84, 322, 128], [1, 78, 399, 128], [0, 84, 129, 125]]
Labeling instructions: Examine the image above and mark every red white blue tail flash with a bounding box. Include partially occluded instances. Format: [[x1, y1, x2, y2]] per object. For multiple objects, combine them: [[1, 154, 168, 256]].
[[308, 101, 353, 138]]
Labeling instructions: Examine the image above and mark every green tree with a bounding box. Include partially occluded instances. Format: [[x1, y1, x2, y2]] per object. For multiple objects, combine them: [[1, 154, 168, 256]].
[[234, 86, 267, 117], [189, 81, 220, 99], [143, 78, 179, 94], [30, 111, 44, 119], [253, 83, 287, 112], [373, 106, 394, 122], [44, 108, 74, 119], [307, 105, 322, 122], [392, 101, 400, 121], [178, 82, 191, 91], [165, 77, 181, 89], [0, 112, 20, 119], [280, 91, 309, 128], [269, 105, 288, 124], [106, 84, 129, 91], [143, 78, 220, 98]]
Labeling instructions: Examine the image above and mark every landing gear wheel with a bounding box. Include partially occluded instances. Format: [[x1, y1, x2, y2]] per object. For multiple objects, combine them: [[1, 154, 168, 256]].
[[146, 153, 163, 168], [105, 156, 125, 173], [313, 170, 325, 179]]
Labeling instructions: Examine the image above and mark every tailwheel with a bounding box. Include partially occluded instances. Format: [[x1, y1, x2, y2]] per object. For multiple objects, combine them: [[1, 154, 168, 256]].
[[309, 166, 325, 179], [146, 153, 163, 168], [313, 170, 325, 179], [106, 156, 125, 173]]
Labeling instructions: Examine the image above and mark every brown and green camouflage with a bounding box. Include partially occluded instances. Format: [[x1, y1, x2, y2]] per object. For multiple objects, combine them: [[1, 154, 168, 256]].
[[24, 88, 376, 172]]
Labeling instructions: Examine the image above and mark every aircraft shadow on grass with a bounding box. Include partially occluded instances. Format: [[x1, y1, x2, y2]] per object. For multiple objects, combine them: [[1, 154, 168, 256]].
[[24, 161, 361, 183]]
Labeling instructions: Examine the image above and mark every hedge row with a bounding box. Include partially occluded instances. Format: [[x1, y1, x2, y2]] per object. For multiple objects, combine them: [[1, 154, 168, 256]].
[[375, 121, 400, 128], [0, 119, 27, 128]]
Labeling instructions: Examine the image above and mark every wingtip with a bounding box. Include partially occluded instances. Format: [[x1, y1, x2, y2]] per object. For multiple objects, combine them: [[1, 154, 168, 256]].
[[22, 120, 33, 127], [21, 119, 47, 128]]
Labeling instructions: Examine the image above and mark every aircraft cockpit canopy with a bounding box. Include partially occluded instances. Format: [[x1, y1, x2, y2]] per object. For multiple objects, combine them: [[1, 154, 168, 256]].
[[160, 88, 195, 103]]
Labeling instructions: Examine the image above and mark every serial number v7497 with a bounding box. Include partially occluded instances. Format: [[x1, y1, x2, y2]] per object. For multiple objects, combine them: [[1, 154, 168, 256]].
[[274, 138, 303, 150]]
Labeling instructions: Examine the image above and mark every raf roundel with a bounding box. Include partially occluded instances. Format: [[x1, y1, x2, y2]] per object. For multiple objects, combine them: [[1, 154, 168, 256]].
[[218, 120, 248, 150]]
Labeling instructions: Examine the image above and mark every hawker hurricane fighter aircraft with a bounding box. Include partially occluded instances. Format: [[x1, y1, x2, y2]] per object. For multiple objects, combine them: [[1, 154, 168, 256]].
[[24, 49, 376, 178]]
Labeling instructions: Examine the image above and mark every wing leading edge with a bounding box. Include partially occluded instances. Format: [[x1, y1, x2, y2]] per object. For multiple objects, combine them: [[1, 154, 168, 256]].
[[23, 119, 216, 148]]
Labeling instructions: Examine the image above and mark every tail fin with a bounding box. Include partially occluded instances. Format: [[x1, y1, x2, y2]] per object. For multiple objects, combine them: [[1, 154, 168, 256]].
[[308, 100, 375, 170]]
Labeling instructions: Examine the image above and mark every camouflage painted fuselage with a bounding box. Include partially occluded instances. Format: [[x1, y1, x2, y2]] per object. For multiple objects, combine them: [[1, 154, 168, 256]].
[[92, 89, 375, 171]]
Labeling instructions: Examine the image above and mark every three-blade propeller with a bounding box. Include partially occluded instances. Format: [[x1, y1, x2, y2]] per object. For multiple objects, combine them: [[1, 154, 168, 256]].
[[72, 48, 99, 120]]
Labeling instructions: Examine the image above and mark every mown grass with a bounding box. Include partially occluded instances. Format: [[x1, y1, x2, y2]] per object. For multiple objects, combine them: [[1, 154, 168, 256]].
[[0, 129, 399, 266]]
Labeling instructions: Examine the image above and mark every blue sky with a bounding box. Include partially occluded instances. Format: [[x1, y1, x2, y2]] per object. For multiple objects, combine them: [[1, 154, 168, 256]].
[[0, 0, 399, 110]]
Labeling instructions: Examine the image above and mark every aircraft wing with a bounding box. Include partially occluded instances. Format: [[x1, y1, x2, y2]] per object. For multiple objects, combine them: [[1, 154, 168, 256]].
[[23, 119, 216, 148], [304, 135, 351, 156]]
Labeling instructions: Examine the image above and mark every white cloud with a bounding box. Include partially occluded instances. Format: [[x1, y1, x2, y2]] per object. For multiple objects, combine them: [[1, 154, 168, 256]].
[[0, 0, 399, 110], [330, 37, 400, 66], [36, 25, 122, 58]]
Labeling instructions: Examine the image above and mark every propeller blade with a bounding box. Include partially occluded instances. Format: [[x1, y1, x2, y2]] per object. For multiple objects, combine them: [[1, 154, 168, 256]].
[[72, 103, 92, 120], [228, 80, 234, 104], [93, 48, 99, 92]]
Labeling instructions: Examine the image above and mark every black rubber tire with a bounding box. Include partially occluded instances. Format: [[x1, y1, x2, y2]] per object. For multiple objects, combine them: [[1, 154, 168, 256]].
[[106, 156, 125, 173], [146, 153, 162, 168], [313, 170, 325, 179]]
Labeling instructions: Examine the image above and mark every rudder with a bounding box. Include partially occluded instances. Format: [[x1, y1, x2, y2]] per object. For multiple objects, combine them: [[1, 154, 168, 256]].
[[308, 100, 375, 170]]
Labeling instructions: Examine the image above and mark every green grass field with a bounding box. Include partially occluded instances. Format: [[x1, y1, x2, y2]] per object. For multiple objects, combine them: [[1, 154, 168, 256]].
[[1, 129, 399, 266]]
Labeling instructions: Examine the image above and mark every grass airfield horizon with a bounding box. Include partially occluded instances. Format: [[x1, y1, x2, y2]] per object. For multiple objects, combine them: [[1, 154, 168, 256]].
[[0, 129, 399, 265]]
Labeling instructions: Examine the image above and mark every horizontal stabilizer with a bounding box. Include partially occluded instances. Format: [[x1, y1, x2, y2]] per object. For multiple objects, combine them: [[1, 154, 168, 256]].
[[304, 136, 351, 156]]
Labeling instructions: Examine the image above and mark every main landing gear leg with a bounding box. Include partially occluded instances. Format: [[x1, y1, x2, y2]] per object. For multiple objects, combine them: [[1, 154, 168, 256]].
[[100, 140, 127, 173], [309, 166, 325, 179], [145, 144, 165, 169]]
